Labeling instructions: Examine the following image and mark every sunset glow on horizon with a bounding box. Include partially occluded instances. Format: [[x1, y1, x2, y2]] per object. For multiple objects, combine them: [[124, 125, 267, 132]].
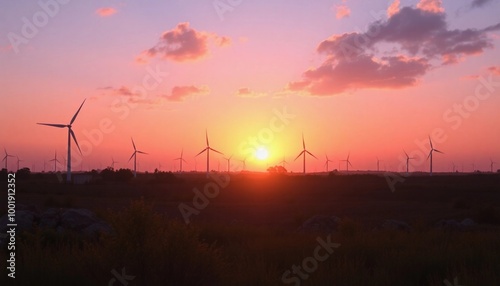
[[1, 0, 499, 174]]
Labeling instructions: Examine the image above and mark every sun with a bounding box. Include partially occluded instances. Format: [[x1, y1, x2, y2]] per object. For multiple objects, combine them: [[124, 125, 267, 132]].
[[255, 147, 269, 160]]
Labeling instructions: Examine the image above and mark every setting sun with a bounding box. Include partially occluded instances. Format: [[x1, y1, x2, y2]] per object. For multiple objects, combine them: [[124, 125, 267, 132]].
[[255, 147, 269, 161]]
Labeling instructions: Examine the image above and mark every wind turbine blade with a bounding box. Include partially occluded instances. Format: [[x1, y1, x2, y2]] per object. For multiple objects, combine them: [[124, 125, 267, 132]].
[[302, 133, 305, 149], [427, 151, 432, 160], [294, 151, 305, 161], [70, 99, 86, 125], [209, 147, 223, 155], [434, 149, 444, 154], [205, 130, 209, 147], [348, 161, 353, 167], [37, 123, 66, 128], [229, 154, 233, 160], [128, 152, 136, 162], [182, 159, 188, 163], [131, 138, 136, 151], [306, 150, 318, 159], [404, 150, 409, 159], [69, 129, 82, 154], [428, 136, 433, 149], [137, 151, 148, 155], [195, 148, 207, 157]]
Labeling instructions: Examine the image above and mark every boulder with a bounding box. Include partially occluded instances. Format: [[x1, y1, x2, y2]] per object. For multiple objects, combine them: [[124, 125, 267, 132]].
[[39, 208, 61, 228], [297, 215, 341, 233], [16, 210, 39, 233], [60, 209, 98, 230]]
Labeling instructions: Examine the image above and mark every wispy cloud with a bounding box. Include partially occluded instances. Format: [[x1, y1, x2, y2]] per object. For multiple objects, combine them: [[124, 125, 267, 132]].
[[163, 85, 210, 102], [95, 7, 117, 17], [235, 87, 267, 98], [137, 22, 231, 63]]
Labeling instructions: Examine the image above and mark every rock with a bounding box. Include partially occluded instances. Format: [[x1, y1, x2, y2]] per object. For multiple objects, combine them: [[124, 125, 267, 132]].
[[83, 221, 113, 238], [435, 219, 462, 231], [381, 219, 412, 231], [297, 215, 341, 233], [461, 218, 477, 227], [16, 210, 39, 233], [60, 209, 98, 230], [39, 208, 61, 228]]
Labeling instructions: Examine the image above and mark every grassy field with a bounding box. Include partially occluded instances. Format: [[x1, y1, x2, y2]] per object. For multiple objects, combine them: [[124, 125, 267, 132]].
[[1, 171, 500, 285]]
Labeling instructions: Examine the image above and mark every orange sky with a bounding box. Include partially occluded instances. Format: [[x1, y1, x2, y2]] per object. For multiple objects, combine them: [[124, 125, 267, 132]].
[[1, 0, 499, 173]]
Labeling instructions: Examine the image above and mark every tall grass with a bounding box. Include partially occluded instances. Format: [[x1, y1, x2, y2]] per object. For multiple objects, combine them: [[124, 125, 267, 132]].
[[1, 200, 500, 285]]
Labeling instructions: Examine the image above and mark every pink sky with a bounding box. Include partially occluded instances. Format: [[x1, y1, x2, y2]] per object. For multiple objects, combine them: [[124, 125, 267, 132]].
[[0, 0, 499, 173]]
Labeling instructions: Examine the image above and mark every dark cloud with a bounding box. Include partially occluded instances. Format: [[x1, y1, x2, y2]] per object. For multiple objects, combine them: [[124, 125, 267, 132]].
[[287, 5, 499, 96], [471, 0, 494, 8]]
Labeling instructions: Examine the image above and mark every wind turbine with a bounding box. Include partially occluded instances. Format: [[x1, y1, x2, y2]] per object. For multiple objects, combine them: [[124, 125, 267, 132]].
[[427, 136, 443, 176], [49, 151, 60, 172], [324, 155, 333, 172], [341, 153, 353, 172], [128, 138, 148, 177], [294, 133, 317, 174], [403, 150, 414, 175], [111, 157, 119, 169], [174, 149, 187, 172], [195, 130, 223, 176], [239, 158, 247, 171], [224, 155, 233, 172], [16, 156, 23, 171], [490, 159, 496, 173], [37, 99, 86, 181], [376, 157, 383, 172], [2, 148, 14, 171], [279, 156, 289, 169]]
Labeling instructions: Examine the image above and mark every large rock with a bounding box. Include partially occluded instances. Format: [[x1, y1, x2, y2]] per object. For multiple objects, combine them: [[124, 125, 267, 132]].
[[15, 210, 39, 233], [60, 209, 98, 230], [297, 215, 341, 233], [39, 208, 61, 228], [381, 219, 412, 231]]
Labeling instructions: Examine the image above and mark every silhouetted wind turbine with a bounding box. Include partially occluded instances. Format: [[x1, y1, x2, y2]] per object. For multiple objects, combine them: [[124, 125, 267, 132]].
[[341, 153, 352, 172], [279, 156, 288, 169], [49, 151, 60, 172], [111, 157, 119, 169], [239, 158, 247, 171], [128, 138, 148, 178], [224, 155, 233, 172], [376, 157, 383, 172], [490, 159, 496, 173], [37, 99, 86, 181], [174, 149, 187, 172], [195, 130, 223, 176], [294, 133, 317, 174], [2, 148, 14, 171], [404, 150, 415, 175], [16, 156, 23, 171], [324, 155, 333, 172], [427, 136, 443, 176]]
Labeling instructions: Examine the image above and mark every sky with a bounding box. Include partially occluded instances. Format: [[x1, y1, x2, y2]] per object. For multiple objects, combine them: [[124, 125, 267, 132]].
[[1, 0, 499, 173]]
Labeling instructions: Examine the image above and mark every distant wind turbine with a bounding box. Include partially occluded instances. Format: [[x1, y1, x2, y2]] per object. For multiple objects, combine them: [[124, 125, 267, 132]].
[[16, 156, 23, 171], [111, 157, 119, 169], [195, 130, 223, 176], [224, 155, 233, 172], [128, 138, 148, 178], [37, 99, 86, 181], [279, 156, 289, 169], [324, 155, 333, 172], [294, 133, 317, 174], [239, 158, 247, 171], [490, 159, 496, 173], [174, 149, 188, 172], [404, 150, 415, 175], [341, 153, 353, 172], [49, 151, 60, 172], [376, 157, 383, 172], [427, 136, 443, 176], [2, 148, 14, 171]]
